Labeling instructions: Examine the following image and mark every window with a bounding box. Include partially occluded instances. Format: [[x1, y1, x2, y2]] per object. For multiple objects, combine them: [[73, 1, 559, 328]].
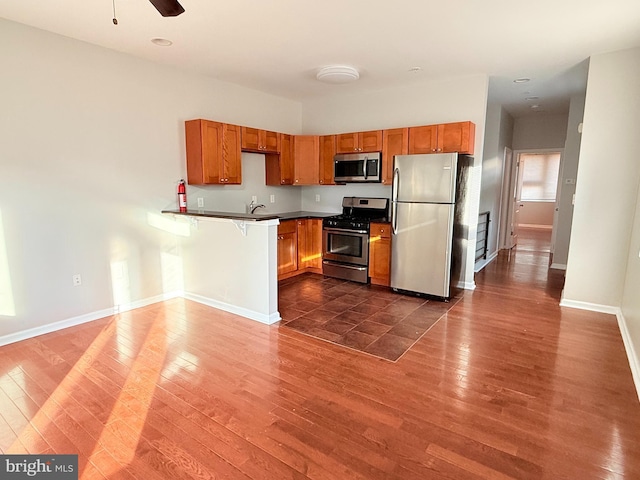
[[520, 153, 560, 201]]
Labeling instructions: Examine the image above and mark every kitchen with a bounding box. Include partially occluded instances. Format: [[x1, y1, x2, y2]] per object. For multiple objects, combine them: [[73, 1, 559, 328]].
[[162, 119, 477, 325]]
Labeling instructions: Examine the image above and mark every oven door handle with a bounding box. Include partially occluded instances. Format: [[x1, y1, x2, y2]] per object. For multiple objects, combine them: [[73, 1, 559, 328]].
[[322, 260, 367, 271], [323, 227, 368, 235]]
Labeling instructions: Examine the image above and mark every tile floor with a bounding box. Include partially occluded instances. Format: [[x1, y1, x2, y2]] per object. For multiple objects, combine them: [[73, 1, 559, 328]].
[[277, 274, 463, 361]]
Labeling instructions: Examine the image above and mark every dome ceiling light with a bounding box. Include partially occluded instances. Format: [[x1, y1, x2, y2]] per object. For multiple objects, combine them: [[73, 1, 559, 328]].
[[316, 65, 360, 84]]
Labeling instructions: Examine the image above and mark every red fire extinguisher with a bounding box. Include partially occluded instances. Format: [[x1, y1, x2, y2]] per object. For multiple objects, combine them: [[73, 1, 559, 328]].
[[177, 179, 187, 212]]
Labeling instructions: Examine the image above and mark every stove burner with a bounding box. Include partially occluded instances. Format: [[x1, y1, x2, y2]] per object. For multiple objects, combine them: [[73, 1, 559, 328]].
[[322, 197, 389, 232]]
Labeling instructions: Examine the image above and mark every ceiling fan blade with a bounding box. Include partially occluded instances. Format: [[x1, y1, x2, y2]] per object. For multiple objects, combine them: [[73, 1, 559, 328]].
[[148, 0, 185, 17]]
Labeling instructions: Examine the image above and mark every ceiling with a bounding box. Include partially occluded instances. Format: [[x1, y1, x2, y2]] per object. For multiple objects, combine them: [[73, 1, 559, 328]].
[[2, 0, 639, 118]]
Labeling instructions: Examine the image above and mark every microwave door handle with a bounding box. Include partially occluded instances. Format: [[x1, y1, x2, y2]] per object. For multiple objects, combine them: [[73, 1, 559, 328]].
[[363, 157, 368, 180]]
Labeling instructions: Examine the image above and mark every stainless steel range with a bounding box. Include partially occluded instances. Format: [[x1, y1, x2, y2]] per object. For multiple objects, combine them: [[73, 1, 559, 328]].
[[322, 197, 389, 283]]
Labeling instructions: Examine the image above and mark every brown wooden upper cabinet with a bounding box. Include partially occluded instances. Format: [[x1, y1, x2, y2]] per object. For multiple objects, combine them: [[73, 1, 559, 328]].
[[293, 136, 320, 185], [336, 130, 383, 154], [265, 134, 294, 185], [185, 119, 242, 185], [408, 121, 475, 155], [382, 128, 409, 185], [319, 135, 336, 185], [241, 127, 281, 153]]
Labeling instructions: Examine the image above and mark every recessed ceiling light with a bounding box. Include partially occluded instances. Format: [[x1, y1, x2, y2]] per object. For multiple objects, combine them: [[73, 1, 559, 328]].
[[409, 66, 422, 73], [316, 65, 360, 84], [151, 38, 173, 47], [531, 104, 541, 109], [513, 78, 530, 83], [525, 96, 540, 101]]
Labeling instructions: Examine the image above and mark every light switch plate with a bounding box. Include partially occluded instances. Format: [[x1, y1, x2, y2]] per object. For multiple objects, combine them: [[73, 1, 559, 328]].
[[270, 194, 275, 203], [197, 197, 204, 208]]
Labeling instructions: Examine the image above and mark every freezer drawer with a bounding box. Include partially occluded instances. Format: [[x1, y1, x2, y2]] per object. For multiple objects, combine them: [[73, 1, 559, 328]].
[[390, 202, 454, 297]]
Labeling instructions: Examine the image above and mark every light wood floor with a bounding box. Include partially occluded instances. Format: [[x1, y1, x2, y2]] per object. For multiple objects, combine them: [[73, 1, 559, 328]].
[[1, 233, 639, 479]]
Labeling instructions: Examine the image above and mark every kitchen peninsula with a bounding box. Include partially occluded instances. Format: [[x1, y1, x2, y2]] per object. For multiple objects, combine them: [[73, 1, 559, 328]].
[[161, 209, 334, 325]]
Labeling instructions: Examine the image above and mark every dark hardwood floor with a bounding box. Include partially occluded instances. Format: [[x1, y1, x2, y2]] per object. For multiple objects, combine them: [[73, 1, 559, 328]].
[[1, 230, 639, 479]]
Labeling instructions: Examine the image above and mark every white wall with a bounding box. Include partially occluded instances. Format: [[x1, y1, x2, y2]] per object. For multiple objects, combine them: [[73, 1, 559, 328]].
[[553, 94, 585, 266], [512, 114, 568, 151], [622, 182, 640, 392], [564, 48, 640, 310], [518, 202, 554, 226], [302, 75, 489, 288], [480, 103, 514, 262], [0, 19, 302, 341]]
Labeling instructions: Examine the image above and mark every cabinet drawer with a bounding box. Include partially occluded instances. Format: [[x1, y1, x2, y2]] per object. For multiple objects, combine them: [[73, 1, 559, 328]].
[[278, 220, 297, 235], [370, 222, 391, 238]]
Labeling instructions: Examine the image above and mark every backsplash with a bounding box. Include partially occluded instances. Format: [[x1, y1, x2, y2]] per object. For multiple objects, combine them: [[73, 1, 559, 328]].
[[182, 152, 392, 214]]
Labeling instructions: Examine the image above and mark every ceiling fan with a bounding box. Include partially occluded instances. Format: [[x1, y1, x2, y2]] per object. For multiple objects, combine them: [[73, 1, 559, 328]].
[[148, 0, 185, 17]]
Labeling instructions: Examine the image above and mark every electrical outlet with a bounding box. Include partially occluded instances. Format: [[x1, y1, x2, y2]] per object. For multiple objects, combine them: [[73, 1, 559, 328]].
[[270, 194, 275, 203], [72, 274, 82, 286], [197, 197, 204, 208], [315, 194, 321, 202], [251, 195, 257, 202]]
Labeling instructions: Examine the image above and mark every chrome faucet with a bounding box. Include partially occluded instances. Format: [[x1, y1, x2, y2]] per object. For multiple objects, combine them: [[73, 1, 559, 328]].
[[250, 202, 266, 214]]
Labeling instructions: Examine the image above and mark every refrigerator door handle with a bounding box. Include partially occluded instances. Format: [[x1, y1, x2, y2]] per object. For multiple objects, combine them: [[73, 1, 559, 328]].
[[392, 201, 398, 235], [391, 167, 399, 235], [392, 167, 399, 203]]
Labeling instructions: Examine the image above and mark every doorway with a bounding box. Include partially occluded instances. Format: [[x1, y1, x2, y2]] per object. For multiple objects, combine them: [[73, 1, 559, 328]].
[[504, 149, 563, 260]]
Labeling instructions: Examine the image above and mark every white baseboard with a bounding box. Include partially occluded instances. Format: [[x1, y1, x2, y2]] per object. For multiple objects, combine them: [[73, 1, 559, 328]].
[[474, 251, 499, 273], [456, 281, 476, 291], [184, 292, 281, 325], [549, 263, 567, 270], [0, 291, 183, 348], [560, 297, 640, 402], [559, 297, 619, 315], [616, 309, 640, 402]]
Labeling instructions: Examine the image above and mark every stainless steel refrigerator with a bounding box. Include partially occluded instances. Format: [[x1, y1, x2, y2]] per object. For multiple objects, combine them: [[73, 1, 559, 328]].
[[390, 153, 471, 298]]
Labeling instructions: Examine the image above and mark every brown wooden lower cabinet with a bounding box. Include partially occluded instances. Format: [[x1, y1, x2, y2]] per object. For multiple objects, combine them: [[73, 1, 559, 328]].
[[277, 218, 323, 280], [369, 222, 391, 286], [277, 220, 297, 278]]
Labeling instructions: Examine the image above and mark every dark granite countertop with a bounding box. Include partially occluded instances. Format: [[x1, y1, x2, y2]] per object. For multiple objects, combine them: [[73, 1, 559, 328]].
[[161, 209, 337, 222]]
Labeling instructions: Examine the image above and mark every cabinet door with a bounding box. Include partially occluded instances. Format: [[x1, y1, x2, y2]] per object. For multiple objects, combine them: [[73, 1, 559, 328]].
[[278, 220, 298, 277], [241, 128, 281, 153], [293, 136, 320, 185], [382, 128, 408, 185], [360, 130, 383, 152], [265, 134, 293, 185], [369, 222, 391, 286], [440, 121, 475, 154], [336, 133, 359, 153], [298, 218, 323, 270], [186, 119, 241, 185], [319, 135, 336, 185], [263, 130, 281, 153], [408, 125, 440, 154], [221, 124, 242, 184], [241, 127, 262, 152]]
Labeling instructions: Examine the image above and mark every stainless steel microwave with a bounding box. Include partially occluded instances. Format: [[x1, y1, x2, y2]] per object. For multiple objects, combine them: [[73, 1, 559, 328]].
[[334, 152, 382, 183]]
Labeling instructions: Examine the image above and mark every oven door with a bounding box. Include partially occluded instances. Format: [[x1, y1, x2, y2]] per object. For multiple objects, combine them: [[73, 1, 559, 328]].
[[322, 227, 369, 266]]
